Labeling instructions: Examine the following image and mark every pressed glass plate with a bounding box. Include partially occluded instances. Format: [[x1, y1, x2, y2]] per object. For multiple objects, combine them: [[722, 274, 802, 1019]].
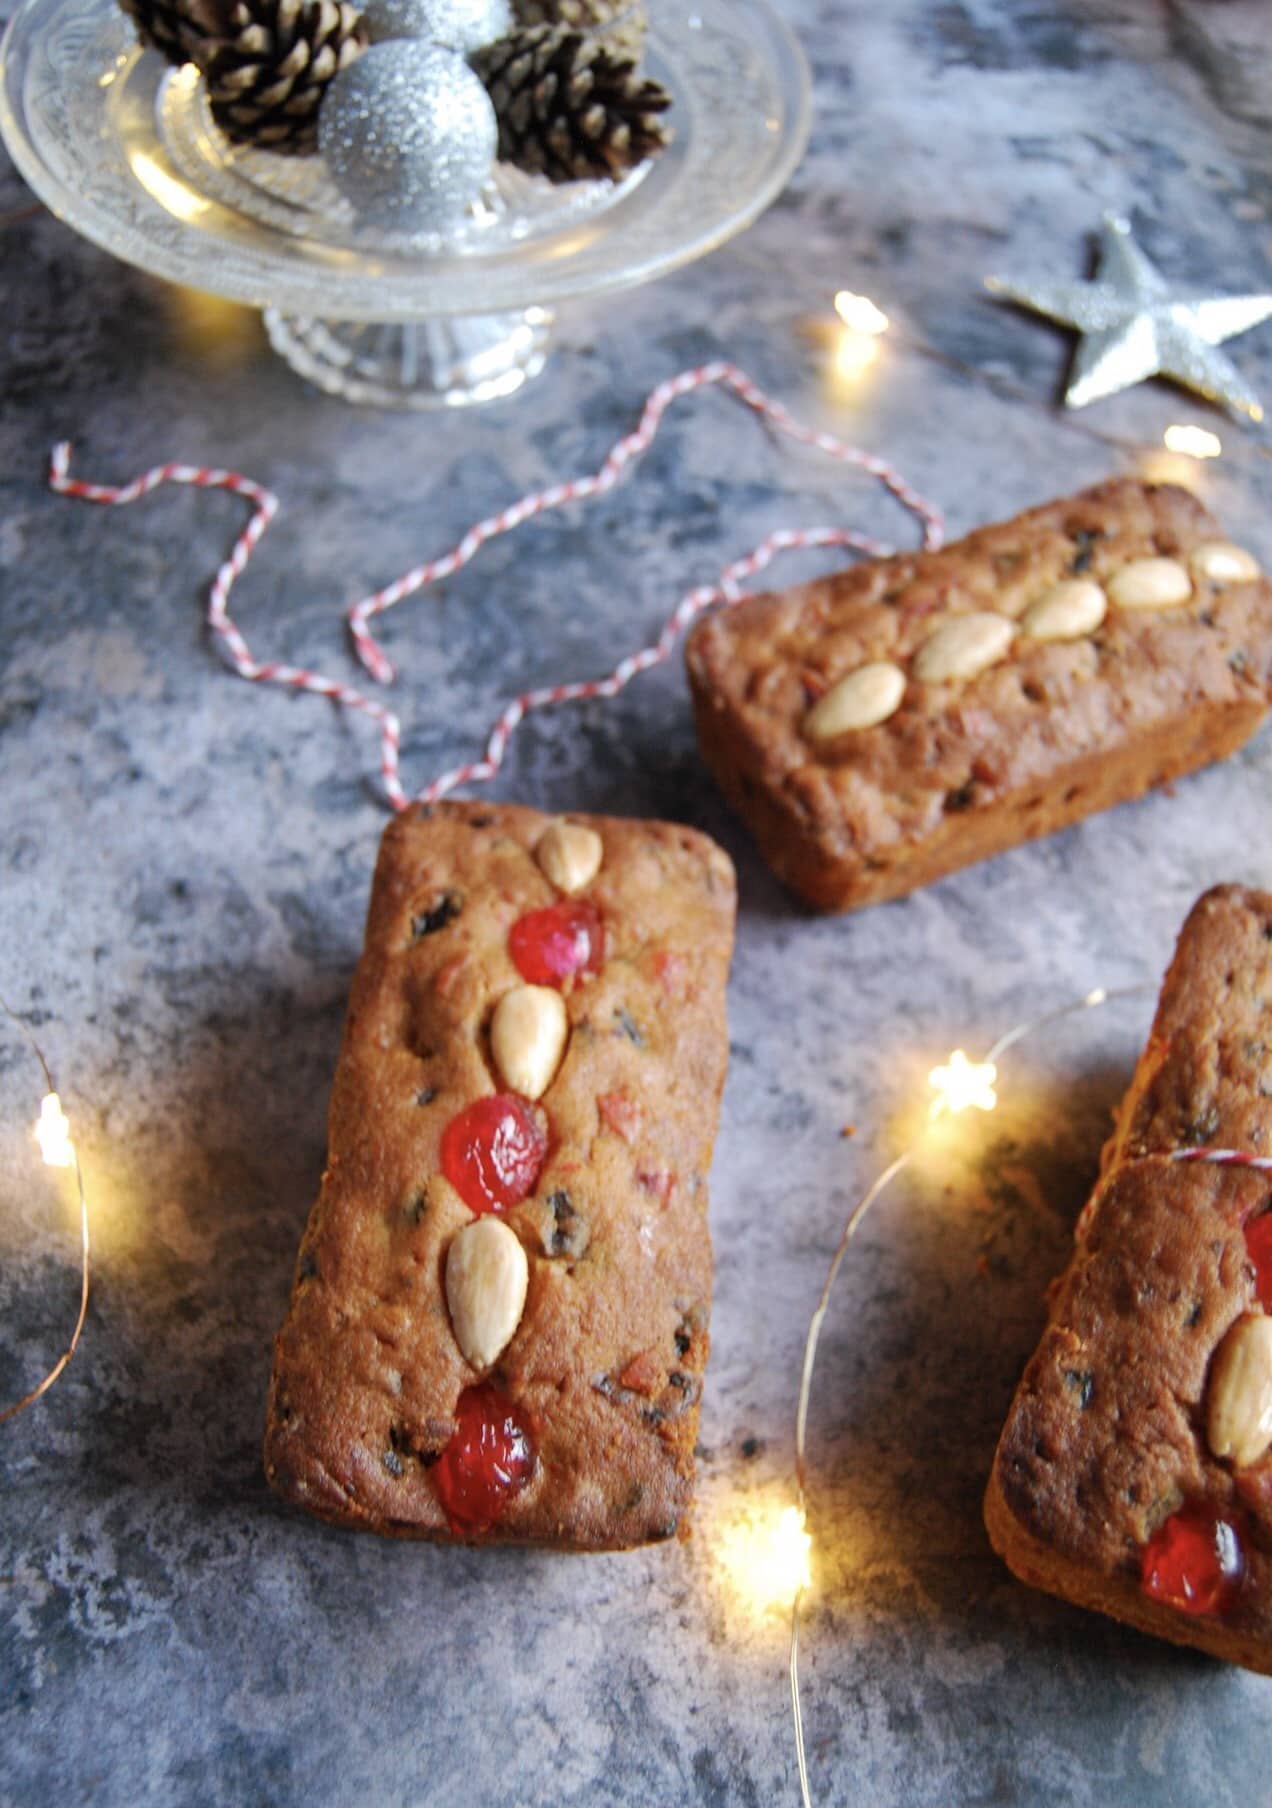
[[0, 0, 811, 403]]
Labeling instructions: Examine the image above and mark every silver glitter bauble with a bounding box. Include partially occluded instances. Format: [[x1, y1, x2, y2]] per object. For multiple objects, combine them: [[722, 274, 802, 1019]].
[[318, 41, 498, 233], [360, 0, 512, 53]]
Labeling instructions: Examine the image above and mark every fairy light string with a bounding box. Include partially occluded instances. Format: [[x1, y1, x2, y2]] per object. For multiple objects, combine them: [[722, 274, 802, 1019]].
[[789, 973, 1272, 1805], [0, 999, 90, 1427], [789, 981, 1162, 1808], [41, 323, 1272, 1769]]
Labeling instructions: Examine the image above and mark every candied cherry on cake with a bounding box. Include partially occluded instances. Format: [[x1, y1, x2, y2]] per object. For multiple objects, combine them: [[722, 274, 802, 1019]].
[[1140, 1502, 1245, 1616], [441, 1093, 547, 1215], [1244, 1212, 1272, 1311], [509, 900, 603, 988], [433, 1383, 535, 1535]]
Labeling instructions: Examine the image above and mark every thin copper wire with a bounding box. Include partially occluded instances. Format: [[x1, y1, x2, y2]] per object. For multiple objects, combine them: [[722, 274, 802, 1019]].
[[788, 980, 1154, 1808], [0, 999, 90, 1425]]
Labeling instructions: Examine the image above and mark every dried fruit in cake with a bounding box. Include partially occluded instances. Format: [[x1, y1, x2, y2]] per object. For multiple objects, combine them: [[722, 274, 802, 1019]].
[[686, 479, 1272, 911], [509, 899, 603, 987], [1140, 1505, 1245, 1617], [263, 800, 735, 1549], [441, 1094, 548, 1216], [1246, 1214, 1272, 1311], [433, 1384, 536, 1535], [985, 886, 1272, 1674]]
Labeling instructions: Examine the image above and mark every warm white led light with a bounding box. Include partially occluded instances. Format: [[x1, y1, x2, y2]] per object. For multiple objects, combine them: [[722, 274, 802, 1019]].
[[34, 1092, 75, 1169], [1163, 424, 1222, 460], [719, 1502, 812, 1616], [833, 292, 891, 335], [928, 1049, 998, 1119]]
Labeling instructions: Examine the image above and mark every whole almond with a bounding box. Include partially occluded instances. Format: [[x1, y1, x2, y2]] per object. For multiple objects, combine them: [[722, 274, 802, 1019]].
[[1020, 579, 1108, 643], [445, 1218, 529, 1370], [1107, 556, 1192, 610], [1207, 1313, 1272, 1469], [536, 820, 603, 894], [491, 984, 568, 1100], [1190, 540, 1261, 587], [914, 612, 1015, 684], [804, 661, 906, 741]]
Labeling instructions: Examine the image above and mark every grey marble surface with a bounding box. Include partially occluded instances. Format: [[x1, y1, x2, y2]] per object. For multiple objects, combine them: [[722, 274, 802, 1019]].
[[3, 2, 1272, 1803]]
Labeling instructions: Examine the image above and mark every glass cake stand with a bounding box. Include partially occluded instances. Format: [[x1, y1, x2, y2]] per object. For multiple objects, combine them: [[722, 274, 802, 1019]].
[[0, 0, 811, 406]]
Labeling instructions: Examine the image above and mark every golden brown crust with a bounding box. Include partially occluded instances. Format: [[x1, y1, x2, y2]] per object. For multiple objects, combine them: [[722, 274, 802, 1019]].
[[983, 1465, 1272, 1674], [263, 800, 736, 1549], [1104, 884, 1272, 1169], [686, 481, 1272, 911], [986, 887, 1272, 1672]]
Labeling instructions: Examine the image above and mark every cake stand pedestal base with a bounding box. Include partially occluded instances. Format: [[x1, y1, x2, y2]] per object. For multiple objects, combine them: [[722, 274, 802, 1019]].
[[262, 307, 554, 408]]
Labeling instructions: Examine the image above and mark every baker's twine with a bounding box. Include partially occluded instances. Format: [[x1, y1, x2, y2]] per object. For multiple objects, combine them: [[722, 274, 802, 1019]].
[[50, 361, 944, 809]]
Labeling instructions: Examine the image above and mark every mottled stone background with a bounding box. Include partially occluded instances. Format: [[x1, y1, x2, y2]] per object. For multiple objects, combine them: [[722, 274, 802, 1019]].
[[3, 2, 1272, 1802]]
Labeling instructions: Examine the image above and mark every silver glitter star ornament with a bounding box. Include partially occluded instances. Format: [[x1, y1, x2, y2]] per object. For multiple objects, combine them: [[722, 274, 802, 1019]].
[[318, 41, 497, 232], [987, 214, 1272, 420]]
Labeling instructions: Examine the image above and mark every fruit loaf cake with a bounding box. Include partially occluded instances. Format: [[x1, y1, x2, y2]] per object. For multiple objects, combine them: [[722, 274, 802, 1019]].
[[985, 885, 1272, 1673], [264, 800, 737, 1548], [685, 479, 1272, 911]]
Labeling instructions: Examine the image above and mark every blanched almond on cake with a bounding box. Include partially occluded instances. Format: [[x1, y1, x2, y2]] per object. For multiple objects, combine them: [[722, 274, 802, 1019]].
[[264, 799, 735, 1551], [536, 820, 603, 894], [1207, 1313, 1272, 1469], [685, 480, 1272, 915], [1021, 579, 1108, 642], [445, 1218, 529, 1371], [914, 612, 1015, 684], [804, 661, 906, 740], [491, 984, 568, 1100], [1190, 541, 1262, 586], [1108, 557, 1192, 610]]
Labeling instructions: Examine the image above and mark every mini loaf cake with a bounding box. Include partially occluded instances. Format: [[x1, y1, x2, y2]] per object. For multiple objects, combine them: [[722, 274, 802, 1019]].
[[985, 886, 1272, 1673], [685, 479, 1272, 911], [264, 800, 737, 1548]]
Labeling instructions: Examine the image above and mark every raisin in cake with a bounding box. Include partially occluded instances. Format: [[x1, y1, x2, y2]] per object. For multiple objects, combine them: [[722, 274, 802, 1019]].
[[686, 480, 1272, 911], [264, 801, 736, 1549], [985, 885, 1272, 1672]]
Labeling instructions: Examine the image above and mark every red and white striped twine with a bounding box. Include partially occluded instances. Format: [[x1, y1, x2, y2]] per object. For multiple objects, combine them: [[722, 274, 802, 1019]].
[[49, 360, 943, 811], [48, 444, 408, 806], [1075, 1143, 1272, 1239], [1170, 1148, 1272, 1173]]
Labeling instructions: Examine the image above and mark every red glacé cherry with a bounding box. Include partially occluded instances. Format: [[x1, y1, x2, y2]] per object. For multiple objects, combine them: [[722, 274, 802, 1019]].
[[509, 901, 603, 988], [1140, 1503, 1245, 1616], [441, 1094, 547, 1215], [1245, 1213, 1272, 1310], [433, 1384, 535, 1535]]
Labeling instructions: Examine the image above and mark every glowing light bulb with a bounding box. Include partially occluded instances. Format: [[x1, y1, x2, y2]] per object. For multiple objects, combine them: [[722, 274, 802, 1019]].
[[34, 1092, 75, 1169], [771, 1505, 813, 1596], [718, 1501, 812, 1617], [833, 332, 881, 384], [928, 1050, 998, 1119], [833, 292, 890, 335], [1163, 424, 1222, 460]]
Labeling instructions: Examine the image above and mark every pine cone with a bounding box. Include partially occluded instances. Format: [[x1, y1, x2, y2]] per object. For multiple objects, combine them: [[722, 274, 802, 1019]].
[[119, 0, 368, 153], [510, 0, 647, 64], [473, 23, 671, 184], [195, 0, 368, 154], [118, 0, 222, 65]]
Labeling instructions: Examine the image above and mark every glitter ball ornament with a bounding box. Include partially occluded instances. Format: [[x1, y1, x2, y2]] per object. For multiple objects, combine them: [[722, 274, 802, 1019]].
[[318, 40, 497, 231], [360, 0, 511, 53]]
